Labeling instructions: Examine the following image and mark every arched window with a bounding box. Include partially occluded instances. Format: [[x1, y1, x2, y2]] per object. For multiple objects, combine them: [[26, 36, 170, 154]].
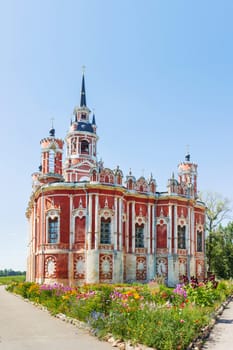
[[178, 225, 186, 249], [81, 140, 89, 154], [48, 217, 59, 243], [100, 218, 111, 244], [135, 224, 144, 248], [197, 231, 203, 252]]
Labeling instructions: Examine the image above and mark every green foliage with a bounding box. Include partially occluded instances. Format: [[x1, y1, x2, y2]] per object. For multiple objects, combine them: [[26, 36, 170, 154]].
[[200, 191, 231, 273], [6, 280, 233, 350], [185, 281, 218, 307], [206, 222, 233, 278]]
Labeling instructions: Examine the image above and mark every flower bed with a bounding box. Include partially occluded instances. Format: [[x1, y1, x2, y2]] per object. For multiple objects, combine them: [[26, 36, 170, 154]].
[[6, 278, 233, 350]]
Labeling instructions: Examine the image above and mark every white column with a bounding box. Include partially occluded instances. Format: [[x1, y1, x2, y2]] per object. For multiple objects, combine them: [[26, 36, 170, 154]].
[[132, 202, 135, 253], [147, 204, 151, 252], [69, 195, 74, 248], [95, 194, 99, 250], [119, 198, 122, 250], [191, 207, 195, 255], [168, 205, 172, 254], [152, 204, 155, 254], [88, 194, 92, 250], [187, 207, 191, 254], [126, 202, 129, 253], [114, 197, 118, 250], [174, 205, 177, 254], [68, 195, 74, 285], [40, 191, 45, 284]]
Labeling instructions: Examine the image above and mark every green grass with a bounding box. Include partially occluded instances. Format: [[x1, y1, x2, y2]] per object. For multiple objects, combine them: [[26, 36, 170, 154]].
[[0, 275, 26, 285]]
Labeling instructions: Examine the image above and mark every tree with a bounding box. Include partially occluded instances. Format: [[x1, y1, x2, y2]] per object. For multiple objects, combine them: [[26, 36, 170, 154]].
[[209, 223, 233, 278], [199, 192, 232, 272]]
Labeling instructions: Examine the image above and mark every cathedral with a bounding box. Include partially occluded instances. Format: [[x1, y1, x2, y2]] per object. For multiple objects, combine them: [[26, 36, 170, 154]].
[[26, 73, 206, 287]]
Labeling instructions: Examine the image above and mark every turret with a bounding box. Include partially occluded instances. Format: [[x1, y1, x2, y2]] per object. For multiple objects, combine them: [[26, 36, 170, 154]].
[[39, 126, 64, 184], [64, 71, 98, 182], [178, 151, 198, 198]]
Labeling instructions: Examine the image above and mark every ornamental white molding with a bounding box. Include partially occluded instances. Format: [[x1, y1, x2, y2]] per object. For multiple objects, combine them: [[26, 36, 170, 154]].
[[72, 208, 87, 219], [177, 216, 187, 227], [135, 206, 147, 225], [99, 208, 114, 220], [46, 209, 60, 220], [72, 197, 87, 219], [196, 224, 204, 232], [99, 197, 115, 219], [135, 215, 146, 226], [45, 256, 56, 278], [156, 207, 169, 225], [156, 217, 169, 225]]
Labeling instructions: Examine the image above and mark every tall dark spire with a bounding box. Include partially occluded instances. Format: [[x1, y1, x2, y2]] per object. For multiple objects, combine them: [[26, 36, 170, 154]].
[[92, 113, 96, 125], [80, 71, 87, 107]]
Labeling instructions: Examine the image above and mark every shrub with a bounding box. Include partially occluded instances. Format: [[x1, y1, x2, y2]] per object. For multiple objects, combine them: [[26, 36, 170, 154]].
[[6, 279, 233, 350]]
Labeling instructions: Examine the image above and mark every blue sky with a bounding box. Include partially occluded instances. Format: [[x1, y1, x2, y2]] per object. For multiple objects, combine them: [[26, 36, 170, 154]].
[[1, 0, 233, 270]]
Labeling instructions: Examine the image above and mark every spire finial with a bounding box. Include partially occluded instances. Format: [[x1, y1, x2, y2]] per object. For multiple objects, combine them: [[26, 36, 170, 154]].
[[51, 117, 54, 129], [80, 67, 87, 107], [185, 144, 190, 162], [49, 117, 55, 137]]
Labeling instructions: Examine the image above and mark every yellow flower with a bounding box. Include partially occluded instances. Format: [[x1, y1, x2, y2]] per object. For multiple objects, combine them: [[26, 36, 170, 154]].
[[133, 293, 140, 300]]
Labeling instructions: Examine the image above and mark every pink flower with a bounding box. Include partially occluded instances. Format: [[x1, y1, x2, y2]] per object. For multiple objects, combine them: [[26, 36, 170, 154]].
[[180, 319, 185, 323]]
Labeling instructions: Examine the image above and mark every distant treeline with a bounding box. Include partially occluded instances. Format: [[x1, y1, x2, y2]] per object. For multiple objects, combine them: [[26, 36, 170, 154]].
[[0, 269, 26, 276]]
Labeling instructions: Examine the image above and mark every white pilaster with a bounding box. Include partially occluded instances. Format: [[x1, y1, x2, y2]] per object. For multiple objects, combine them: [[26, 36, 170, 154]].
[[119, 198, 122, 250], [68, 195, 74, 285], [152, 204, 155, 253], [187, 207, 191, 254], [147, 204, 151, 252], [126, 202, 129, 252], [174, 205, 177, 253], [114, 197, 118, 250], [87, 194, 92, 250], [168, 205, 172, 254], [132, 202, 135, 253], [95, 195, 99, 250]]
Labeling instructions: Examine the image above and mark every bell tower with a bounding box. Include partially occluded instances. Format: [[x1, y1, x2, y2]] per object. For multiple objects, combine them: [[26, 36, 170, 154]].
[[38, 125, 64, 184], [64, 71, 98, 182], [178, 151, 198, 198]]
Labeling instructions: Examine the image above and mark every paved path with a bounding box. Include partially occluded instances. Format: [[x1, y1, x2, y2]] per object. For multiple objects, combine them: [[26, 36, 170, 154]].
[[0, 285, 112, 350], [203, 300, 233, 350]]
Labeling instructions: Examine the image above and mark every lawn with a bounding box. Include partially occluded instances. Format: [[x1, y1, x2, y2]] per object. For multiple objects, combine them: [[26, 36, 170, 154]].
[[0, 275, 26, 285]]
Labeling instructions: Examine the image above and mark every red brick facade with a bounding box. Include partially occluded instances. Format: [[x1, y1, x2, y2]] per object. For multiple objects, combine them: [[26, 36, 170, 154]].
[[26, 74, 205, 286]]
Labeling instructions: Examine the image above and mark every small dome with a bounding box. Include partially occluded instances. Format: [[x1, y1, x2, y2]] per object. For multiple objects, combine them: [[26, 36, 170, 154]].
[[77, 122, 94, 133], [49, 128, 55, 137]]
